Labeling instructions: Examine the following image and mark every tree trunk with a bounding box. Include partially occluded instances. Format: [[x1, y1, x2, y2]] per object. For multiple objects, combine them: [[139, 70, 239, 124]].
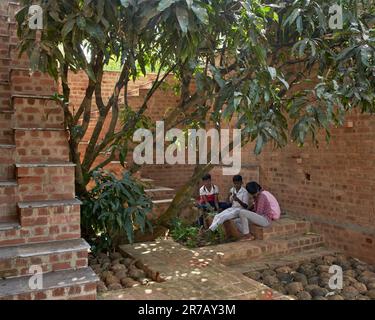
[[157, 163, 214, 227]]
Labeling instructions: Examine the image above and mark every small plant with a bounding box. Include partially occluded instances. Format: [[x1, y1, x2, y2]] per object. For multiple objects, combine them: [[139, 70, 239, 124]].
[[170, 218, 200, 248], [81, 170, 153, 253]]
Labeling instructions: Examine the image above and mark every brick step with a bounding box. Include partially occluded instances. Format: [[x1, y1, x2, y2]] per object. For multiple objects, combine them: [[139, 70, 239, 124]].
[[16, 163, 75, 202], [0, 238, 90, 278], [0, 60, 9, 82], [10, 69, 57, 96], [196, 233, 325, 266], [0, 199, 81, 247], [15, 129, 69, 163], [252, 216, 311, 240], [7, 2, 21, 23], [0, 144, 15, 180], [0, 82, 11, 110], [0, 39, 9, 57], [12, 96, 64, 129], [149, 199, 173, 221], [0, 267, 99, 300], [145, 186, 175, 201], [0, 180, 17, 222], [0, 111, 14, 144]]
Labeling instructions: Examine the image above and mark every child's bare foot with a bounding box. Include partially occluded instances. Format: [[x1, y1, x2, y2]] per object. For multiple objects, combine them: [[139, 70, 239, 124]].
[[240, 234, 255, 241]]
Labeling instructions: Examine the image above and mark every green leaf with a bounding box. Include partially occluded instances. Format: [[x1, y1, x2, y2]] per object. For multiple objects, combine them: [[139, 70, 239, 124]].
[[176, 6, 189, 33], [191, 4, 208, 24], [61, 17, 76, 38], [268, 67, 277, 80], [254, 134, 264, 155], [158, 0, 177, 11], [296, 16, 303, 34]]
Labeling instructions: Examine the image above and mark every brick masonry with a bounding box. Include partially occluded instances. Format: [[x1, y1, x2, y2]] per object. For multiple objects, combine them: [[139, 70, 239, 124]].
[[0, 0, 98, 300]]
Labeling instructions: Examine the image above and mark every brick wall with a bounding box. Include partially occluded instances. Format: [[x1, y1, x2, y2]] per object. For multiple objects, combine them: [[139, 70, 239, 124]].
[[257, 111, 375, 263]]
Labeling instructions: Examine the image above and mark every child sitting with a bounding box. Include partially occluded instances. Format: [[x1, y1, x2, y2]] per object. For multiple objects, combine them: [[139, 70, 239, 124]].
[[208, 175, 249, 232]]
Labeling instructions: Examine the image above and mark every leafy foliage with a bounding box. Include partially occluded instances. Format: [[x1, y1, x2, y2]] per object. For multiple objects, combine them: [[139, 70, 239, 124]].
[[81, 170, 153, 252], [14, 0, 375, 224], [170, 218, 200, 248]]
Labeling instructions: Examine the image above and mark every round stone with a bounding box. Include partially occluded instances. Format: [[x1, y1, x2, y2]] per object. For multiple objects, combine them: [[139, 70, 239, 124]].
[[272, 284, 287, 295], [356, 295, 371, 300], [90, 264, 102, 273], [297, 263, 315, 274], [328, 295, 344, 300], [355, 264, 370, 272], [344, 275, 358, 285], [247, 271, 262, 281], [97, 281, 108, 293], [111, 264, 127, 272], [361, 271, 375, 279], [115, 270, 128, 280], [316, 265, 330, 274], [285, 282, 304, 295], [341, 262, 352, 271], [275, 266, 292, 274], [107, 283, 123, 291], [308, 276, 320, 285], [322, 255, 336, 265], [366, 289, 375, 299], [313, 296, 328, 300], [105, 274, 120, 286], [97, 252, 108, 260], [123, 258, 134, 267], [304, 269, 318, 278], [366, 282, 375, 290], [111, 258, 122, 265], [343, 269, 357, 278], [353, 282, 367, 294], [277, 272, 294, 284], [110, 252, 123, 260], [297, 291, 312, 300], [342, 286, 359, 299], [121, 277, 140, 288], [101, 262, 111, 271], [263, 275, 280, 287], [128, 268, 146, 280], [318, 277, 331, 288], [292, 272, 308, 286], [101, 270, 114, 280], [305, 284, 321, 293], [262, 269, 277, 277], [312, 257, 325, 265], [311, 287, 329, 298]]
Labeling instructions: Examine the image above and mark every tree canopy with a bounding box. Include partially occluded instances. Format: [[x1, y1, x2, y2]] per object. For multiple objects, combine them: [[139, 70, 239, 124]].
[[15, 0, 375, 227]]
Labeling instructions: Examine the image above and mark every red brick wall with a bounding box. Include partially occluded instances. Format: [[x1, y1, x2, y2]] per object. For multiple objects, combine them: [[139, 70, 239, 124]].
[[257, 111, 375, 263]]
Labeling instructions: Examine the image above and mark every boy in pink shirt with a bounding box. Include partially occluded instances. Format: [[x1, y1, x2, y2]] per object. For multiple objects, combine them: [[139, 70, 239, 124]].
[[238, 181, 281, 241]]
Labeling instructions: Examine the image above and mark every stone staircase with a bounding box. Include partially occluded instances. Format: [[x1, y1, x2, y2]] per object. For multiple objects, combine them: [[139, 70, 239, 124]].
[[0, 1, 98, 300]]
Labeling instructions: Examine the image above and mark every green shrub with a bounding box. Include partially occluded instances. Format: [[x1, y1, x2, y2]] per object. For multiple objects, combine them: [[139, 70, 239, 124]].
[[170, 218, 200, 248], [81, 170, 153, 253]]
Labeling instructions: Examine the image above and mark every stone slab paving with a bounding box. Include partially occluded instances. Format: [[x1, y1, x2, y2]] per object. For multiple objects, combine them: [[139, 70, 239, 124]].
[[99, 240, 292, 300]]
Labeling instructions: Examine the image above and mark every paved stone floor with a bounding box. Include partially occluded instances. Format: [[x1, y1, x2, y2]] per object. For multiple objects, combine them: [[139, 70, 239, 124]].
[[99, 240, 292, 300]]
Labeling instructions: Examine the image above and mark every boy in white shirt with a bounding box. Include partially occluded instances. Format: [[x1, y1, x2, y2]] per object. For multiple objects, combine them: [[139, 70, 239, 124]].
[[208, 175, 249, 232]]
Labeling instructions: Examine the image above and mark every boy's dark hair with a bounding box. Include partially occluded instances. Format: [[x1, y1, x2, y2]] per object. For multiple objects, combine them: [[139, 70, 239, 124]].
[[233, 175, 243, 182], [246, 181, 262, 195], [202, 174, 212, 181]]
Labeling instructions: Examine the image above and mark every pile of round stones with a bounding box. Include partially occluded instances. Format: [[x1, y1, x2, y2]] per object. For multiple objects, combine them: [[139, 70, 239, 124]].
[[88, 252, 153, 293], [246, 254, 375, 300]]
